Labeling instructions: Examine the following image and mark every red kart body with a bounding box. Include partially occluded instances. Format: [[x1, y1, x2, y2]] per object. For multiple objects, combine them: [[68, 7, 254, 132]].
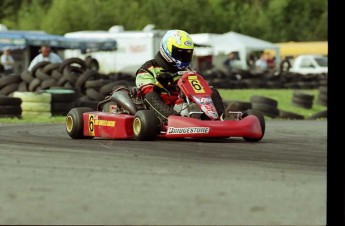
[[82, 111, 262, 139], [66, 70, 265, 141]]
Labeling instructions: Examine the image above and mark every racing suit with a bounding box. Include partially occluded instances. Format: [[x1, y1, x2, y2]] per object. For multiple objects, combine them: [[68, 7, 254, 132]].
[[135, 51, 224, 121]]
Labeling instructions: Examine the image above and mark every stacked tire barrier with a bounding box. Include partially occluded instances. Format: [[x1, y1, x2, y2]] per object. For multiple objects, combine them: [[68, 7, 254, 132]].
[[292, 91, 314, 109], [0, 74, 21, 95], [0, 57, 136, 115], [0, 57, 327, 119], [39, 88, 77, 116], [203, 69, 327, 89], [0, 95, 22, 118], [13, 91, 52, 118], [317, 86, 327, 106]]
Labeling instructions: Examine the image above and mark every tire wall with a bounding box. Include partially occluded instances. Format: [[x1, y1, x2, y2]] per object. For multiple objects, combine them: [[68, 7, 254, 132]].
[[0, 58, 326, 119]]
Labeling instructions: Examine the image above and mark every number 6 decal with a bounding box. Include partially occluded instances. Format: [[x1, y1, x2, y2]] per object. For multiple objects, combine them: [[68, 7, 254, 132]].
[[88, 114, 95, 136], [188, 75, 205, 93]]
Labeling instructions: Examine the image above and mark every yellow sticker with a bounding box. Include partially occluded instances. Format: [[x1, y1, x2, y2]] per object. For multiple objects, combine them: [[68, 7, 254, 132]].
[[94, 119, 116, 127], [88, 114, 95, 136], [188, 75, 205, 93]]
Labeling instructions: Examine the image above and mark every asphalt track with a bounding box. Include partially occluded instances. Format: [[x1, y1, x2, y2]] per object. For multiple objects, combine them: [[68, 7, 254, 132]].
[[0, 120, 326, 225]]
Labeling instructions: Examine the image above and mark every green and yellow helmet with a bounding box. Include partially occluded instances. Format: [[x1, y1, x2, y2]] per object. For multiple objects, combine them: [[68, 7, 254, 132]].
[[160, 30, 194, 70]]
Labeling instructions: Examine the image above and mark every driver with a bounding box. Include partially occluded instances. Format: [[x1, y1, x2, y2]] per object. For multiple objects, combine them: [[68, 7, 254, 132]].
[[135, 29, 224, 122]]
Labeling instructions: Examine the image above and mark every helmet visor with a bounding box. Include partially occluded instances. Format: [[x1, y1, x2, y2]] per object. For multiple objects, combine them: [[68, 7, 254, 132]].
[[171, 45, 193, 63]]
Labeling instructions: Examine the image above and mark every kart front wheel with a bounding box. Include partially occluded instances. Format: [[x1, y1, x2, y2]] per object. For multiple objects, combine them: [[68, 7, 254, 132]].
[[242, 109, 265, 142], [66, 107, 94, 139], [133, 110, 160, 141]]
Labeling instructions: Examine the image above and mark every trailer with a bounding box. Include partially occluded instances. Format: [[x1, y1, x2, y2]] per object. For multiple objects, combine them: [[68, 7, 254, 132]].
[[64, 29, 167, 74]]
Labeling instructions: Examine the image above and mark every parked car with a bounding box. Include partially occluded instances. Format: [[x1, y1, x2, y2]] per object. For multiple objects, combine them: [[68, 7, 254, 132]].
[[289, 54, 328, 75]]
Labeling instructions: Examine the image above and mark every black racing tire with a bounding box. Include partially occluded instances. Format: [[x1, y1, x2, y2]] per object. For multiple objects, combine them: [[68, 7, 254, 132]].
[[0, 105, 22, 115], [242, 109, 265, 142], [251, 102, 279, 118], [28, 78, 41, 92], [293, 92, 314, 101], [0, 83, 19, 95], [85, 57, 100, 71], [59, 57, 87, 73], [250, 95, 278, 108], [75, 70, 99, 92], [278, 110, 305, 120], [84, 79, 108, 89], [30, 61, 51, 77], [0, 96, 22, 106], [57, 76, 68, 87], [40, 78, 57, 90], [100, 80, 130, 96], [51, 70, 63, 80], [291, 97, 313, 109], [0, 74, 21, 89], [43, 63, 62, 75], [306, 110, 327, 120], [36, 68, 51, 81], [62, 67, 79, 84], [65, 107, 94, 139], [85, 88, 105, 101], [133, 110, 160, 141], [18, 81, 28, 92], [20, 70, 35, 84]]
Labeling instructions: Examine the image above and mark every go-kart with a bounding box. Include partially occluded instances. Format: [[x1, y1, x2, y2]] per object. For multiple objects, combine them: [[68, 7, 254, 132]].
[[66, 71, 265, 142]]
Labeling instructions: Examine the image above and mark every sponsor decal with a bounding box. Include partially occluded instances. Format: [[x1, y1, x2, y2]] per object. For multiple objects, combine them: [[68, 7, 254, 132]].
[[94, 119, 116, 127], [200, 97, 212, 104], [167, 127, 210, 134], [184, 40, 193, 46], [201, 105, 218, 119]]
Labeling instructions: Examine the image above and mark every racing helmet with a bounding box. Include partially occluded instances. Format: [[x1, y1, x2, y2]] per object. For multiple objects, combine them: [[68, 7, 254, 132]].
[[159, 30, 194, 70]]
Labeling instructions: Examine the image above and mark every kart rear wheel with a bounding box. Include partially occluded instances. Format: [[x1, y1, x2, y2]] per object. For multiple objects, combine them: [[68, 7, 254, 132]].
[[133, 110, 160, 141], [66, 107, 94, 139], [242, 109, 265, 142]]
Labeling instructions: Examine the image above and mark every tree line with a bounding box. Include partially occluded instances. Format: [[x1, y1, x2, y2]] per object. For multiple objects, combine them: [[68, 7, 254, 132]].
[[0, 0, 328, 43]]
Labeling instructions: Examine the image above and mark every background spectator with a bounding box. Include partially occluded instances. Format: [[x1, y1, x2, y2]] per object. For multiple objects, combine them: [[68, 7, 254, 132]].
[[223, 52, 237, 73], [28, 45, 63, 71], [0, 47, 15, 75], [255, 52, 268, 71], [266, 52, 275, 70]]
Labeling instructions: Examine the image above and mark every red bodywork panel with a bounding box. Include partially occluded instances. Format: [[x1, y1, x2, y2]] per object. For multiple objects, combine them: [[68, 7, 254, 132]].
[[178, 72, 213, 102], [83, 112, 134, 139], [82, 111, 262, 140], [160, 115, 262, 139]]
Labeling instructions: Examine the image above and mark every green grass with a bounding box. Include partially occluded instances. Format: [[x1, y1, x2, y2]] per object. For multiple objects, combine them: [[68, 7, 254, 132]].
[[0, 89, 327, 123], [0, 115, 66, 124], [219, 89, 327, 118]]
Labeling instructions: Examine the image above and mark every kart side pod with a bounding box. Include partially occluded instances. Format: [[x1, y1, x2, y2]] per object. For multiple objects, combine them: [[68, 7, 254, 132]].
[[97, 89, 138, 114]]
